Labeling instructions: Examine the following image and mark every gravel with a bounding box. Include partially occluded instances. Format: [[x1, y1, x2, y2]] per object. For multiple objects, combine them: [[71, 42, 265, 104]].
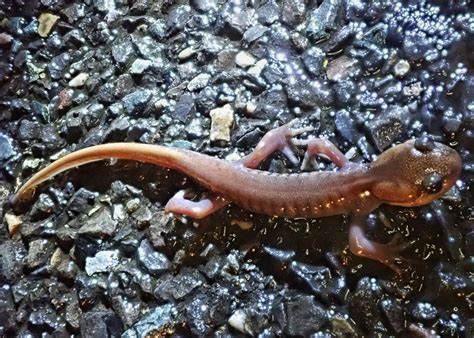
[[0, 0, 472, 336]]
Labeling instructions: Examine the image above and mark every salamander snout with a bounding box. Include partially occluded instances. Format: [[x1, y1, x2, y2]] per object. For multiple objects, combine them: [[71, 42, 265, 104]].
[[371, 137, 462, 207]]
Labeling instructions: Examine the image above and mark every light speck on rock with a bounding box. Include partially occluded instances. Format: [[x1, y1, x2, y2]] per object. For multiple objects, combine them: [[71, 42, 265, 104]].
[[68, 73, 89, 87], [235, 51, 256, 68], [187, 73, 211, 92], [209, 104, 234, 142], [85, 250, 120, 275], [178, 47, 196, 61], [38, 13, 60, 37], [228, 309, 252, 335], [394, 59, 410, 77]]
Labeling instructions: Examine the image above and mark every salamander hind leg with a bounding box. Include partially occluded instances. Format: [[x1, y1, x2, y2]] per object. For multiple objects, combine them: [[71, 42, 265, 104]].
[[164, 190, 229, 219], [348, 217, 412, 274], [238, 119, 314, 169]]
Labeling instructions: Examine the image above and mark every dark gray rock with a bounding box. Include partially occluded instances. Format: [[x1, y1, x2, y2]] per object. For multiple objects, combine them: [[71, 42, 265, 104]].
[[286, 80, 333, 108], [122, 304, 175, 338], [122, 89, 152, 116], [380, 299, 406, 334], [306, 0, 341, 41], [48, 52, 71, 79], [25, 239, 55, 270], [0, 286, 15, 334], [137, 239, 170, 275], [78, 207, 117, 238], [256, 87, 288, 118], [257, 0, 280, 25], [0, 133, 13, 160], [174, 93, 195, 122], [165, 5, 191, 34], [111, 295, 144, 327], [281, 0, 306, 27], [30, 193, 55, 220], [112, 39, 135, 66], [80, 310, 123, 337], [0, 240, 26, 282], [66, 188, 98, 214], [85, 250, 120, 275], [154, 268, 206, 301], [290, 261, 347, 303], [277, 294, 328, 335], [17, 119, 41, 141], [348, 277, 386, 333], [217, 2, 253, 40], [28, 308, 66, 331], [366, 105, 410, 151], [302, 46, 325, 77], [335, 109, 358, 143]]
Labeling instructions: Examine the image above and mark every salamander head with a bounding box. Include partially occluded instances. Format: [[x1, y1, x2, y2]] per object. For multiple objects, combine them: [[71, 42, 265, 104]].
[[370, 136, 462, 207]]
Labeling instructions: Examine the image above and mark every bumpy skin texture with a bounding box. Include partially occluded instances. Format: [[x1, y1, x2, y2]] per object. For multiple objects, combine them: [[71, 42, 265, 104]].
[[13, 122, 462, 272]]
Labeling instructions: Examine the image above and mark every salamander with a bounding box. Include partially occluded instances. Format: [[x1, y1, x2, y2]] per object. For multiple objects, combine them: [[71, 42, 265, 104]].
[[12, 120, 462, 272]]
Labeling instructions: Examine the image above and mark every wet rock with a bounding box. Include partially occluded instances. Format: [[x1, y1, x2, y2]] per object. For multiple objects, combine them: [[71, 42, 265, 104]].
[[0, 133, 13, 160], [122, 304, 175, 338], [17, 119, 41, 141], [210, 104, 234, 142], [334, 80, 356, 105], [137, 239, 170, 275], [0, 240, 26, 282], [166, 5, 191, 34], [66, 188, 98, 214], [112, 39, 135, 66], [281, 0, 306, 27], [0, 286, 15, 334], [50, 249, 79, 281], [275, 294, 328, 335], [217, 2, 254, 40], [289, 262, 347, 302], [243, 24, 268, 45], [306, 0, 341, 41], [366, 105, 410, 151], [187, 73, 211, 92], [114, 74, 135, 98], [286, 80, 333, 108], [78, 207, 117, 238], [185, 285, 231, 335], [38, 13, 59, 37], [302, 46, 325, 77], [326, 55, 357, 81], [85, 250, 120, 276], [154, 268, 206, 301], [174, 93, 195, 122], [348, 277, 386, 333], [130, 58, 152, 75], [25, 239, 55, 270], [380, 299, 406, 334], [257, 0, 280, 25], [425, 263, 470, 301], [80, 310, 123, 337], [122, 89, 152, 116], [30, 193, 55, 220], [48, 52, 71, 79], [28, 308, 66, 331], [111, 294, 144, 327]]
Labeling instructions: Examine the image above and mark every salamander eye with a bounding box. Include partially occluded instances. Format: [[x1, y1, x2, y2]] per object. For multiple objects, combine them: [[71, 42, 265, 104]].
[[422, 173, 443, 194], [414, 135, 435, 153]]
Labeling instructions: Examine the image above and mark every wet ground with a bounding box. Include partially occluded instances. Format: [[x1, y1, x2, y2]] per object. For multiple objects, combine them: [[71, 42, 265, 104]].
[[0, 0, 473, 336]]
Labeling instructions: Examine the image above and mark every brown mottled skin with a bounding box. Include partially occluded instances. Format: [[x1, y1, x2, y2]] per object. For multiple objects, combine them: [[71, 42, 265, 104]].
[[13, 122, 462, 272]]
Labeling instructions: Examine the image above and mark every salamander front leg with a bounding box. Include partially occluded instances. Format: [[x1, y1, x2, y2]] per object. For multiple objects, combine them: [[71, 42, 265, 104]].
[[239, 119, 314, 169], [293, 138, 347, 171], [165, 190, 229, 219], [348, 216, 411, 273]]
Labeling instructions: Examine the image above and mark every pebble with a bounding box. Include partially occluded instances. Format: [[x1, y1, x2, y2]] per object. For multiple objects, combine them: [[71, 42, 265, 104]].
[[187, 73, 211, 92], [137, 239, 170, 275], [209, 104, 234, 142], [68, 72, 89, 87], [393, 59, 410, 77], [38, 13, 59, 37], [85, 250, 120, 275], [235, 51, 256, 68]]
